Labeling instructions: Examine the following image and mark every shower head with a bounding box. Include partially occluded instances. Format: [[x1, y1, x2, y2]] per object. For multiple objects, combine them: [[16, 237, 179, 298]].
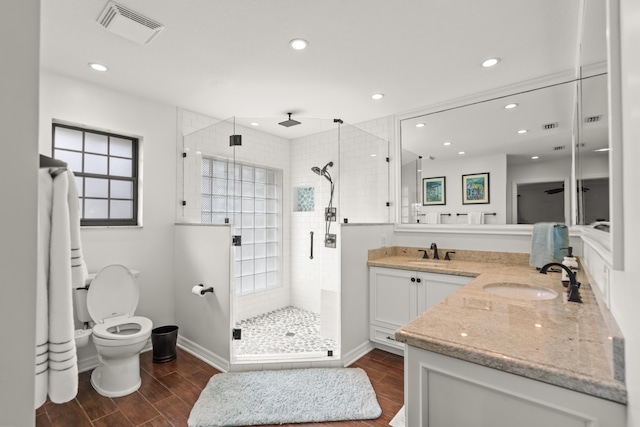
[[279, 113, 302, 127], [311, 161, 334, 182]]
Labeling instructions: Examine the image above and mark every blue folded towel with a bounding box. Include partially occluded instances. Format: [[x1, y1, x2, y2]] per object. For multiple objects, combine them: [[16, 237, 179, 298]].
[[530, 223, 568, 268]]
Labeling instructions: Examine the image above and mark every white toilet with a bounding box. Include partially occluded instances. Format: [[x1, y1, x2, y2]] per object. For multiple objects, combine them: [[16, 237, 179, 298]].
[[83, 264, 152, 397]]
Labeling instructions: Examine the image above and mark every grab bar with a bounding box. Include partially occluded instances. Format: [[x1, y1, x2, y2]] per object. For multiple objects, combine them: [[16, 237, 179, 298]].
[[310, 231, 314, 259]]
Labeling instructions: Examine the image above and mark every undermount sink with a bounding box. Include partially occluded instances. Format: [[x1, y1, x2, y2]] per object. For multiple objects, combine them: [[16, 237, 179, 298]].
[[407, 260, 446, 267], [483, 284, 558, 301]]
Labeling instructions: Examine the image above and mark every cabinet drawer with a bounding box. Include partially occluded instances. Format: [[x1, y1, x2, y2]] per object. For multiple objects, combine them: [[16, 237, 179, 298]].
[[370, 325, 404, 350]]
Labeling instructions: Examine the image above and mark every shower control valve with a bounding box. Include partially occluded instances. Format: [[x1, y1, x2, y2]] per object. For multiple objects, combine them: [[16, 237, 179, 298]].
[[325, 207, 337, 222]]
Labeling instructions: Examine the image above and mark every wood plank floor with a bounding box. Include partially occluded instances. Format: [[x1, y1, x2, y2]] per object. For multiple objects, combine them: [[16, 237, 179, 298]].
[[36, 347, 404, 427]]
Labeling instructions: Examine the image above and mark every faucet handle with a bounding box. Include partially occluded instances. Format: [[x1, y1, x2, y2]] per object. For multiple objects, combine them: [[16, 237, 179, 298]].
[[418, 249, 429, 259], [444, 251, 456, 261]]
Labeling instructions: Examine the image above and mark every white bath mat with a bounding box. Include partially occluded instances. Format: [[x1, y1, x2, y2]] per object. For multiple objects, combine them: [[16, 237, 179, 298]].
[[188, 367, 382, 426]]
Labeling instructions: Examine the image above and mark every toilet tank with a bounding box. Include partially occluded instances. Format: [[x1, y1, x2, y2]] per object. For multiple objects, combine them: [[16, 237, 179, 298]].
[[74, 287, 92, 323]]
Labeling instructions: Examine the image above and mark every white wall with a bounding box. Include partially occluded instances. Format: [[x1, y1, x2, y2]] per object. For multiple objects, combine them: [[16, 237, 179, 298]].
[[341, 224, 395, 364], [417, 154, 507, 224], [609, 0, 640, 424], [39, 72, 178, 360], [173, 224, 231, 370], [0, 1, 39, 425]]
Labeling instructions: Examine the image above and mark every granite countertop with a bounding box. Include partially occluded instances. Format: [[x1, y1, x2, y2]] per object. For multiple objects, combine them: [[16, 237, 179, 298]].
[[368, 246, 627, 404]]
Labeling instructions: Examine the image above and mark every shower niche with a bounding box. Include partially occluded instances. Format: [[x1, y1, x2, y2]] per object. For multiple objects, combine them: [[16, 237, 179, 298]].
[[295, 186, 315, 212]]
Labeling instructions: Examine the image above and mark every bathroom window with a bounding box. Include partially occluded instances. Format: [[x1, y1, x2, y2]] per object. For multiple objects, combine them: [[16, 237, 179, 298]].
[[52, 123, 139, 226], [201, 157, 282, 295]]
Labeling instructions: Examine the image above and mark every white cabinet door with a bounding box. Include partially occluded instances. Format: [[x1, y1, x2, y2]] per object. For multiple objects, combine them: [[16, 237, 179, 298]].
[[369, 267, 417, 330], [421, 272, 471, 312]]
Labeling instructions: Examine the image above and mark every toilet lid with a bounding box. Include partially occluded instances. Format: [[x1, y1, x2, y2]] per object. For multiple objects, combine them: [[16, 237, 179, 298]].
[[87, 265, 139, 323]]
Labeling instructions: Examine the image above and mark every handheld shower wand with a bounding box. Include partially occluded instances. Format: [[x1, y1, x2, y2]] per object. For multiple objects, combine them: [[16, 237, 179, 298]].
[[311, 161, 336, 247]]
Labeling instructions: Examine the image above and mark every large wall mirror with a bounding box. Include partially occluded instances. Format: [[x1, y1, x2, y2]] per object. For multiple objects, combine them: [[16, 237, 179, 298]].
[[398, 0, 609, 230]]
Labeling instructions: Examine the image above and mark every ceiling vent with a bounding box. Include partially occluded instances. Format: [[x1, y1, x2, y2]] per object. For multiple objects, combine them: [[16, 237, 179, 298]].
[[553, 145, 566, 151], [97, 2, 164, 45], [542, 122, 559, 130], [585, 115, 601, 123]]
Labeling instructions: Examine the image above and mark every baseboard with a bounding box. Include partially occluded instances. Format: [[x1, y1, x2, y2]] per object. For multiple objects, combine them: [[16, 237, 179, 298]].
[[373, 341, 405, 357], [341, 340, 375, 367], [177, 336, 230, 372], [77, 354, 99, 373]]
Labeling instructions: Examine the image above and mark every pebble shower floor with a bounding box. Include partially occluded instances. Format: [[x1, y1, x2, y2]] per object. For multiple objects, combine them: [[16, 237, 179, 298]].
[[234, 306, 336, 356]]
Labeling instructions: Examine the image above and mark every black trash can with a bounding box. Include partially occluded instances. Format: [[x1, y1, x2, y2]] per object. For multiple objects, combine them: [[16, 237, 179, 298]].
[[151, 325, 178, 363]]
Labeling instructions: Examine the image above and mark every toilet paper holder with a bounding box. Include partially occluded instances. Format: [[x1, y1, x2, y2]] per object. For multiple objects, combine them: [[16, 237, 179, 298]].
[[195, 284, 214, 295]]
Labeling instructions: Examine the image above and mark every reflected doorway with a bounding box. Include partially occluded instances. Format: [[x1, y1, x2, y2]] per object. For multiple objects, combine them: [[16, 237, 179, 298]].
[[516, 181, 566, 224]]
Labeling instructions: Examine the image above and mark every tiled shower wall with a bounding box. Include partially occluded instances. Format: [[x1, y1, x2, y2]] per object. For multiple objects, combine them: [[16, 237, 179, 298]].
[[290, 118, 391, 313], [176, 109, 291, 321]]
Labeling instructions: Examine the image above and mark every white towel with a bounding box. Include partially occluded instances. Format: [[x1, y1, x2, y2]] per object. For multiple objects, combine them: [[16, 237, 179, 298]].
[[35, 170, 53, 408], [426, 212, 440, 224], [468, 212, 484, 224], [35, 170, 86, 408]]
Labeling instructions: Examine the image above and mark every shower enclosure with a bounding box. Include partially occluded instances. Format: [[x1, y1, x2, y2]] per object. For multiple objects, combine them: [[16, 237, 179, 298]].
[[179, 113, 389, 365]]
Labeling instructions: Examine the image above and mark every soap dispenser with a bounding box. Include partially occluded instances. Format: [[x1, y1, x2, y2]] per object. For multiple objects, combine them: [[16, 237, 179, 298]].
[[561, 246, 578, 284]]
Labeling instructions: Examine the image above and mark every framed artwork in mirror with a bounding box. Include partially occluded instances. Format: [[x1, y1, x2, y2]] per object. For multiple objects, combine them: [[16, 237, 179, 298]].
[[423, 176, 446, 205], [463, 172, 490, 204]]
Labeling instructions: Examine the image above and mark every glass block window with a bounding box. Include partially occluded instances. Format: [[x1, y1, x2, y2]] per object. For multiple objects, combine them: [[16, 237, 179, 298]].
[[52, 123, 139, 226], [202, 157, 282, 296]]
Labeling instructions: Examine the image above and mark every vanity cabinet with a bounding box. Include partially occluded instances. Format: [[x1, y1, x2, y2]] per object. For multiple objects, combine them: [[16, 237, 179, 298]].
[[405, 345, 625, 426], [369, 267, 471, 350]]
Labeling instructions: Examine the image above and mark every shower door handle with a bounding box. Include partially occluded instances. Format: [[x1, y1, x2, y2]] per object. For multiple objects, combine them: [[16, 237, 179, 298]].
[[310, 231, 314, 259]]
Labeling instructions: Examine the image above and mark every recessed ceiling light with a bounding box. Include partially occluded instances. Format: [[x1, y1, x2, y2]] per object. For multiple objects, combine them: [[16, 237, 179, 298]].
[[517, 129, 528, 134], [370, 154, 377, 157], [289, 38, 308, 50], [250, 122, 259, 126], [371, 93, 384, 100], [443, 141, 451, 146], [531, 156, 539, 160], [482, 57, 500, 68], [416, 123, 425, 128], [458, 151, 465, 155], [88, 62, 108, 72], [594, 148, 610, 152], [504, 103, 518, 109]]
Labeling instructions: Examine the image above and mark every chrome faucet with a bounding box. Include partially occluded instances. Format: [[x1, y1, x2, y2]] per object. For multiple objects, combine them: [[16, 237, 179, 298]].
[[539, 262, 582, 303], [430, 243, 439, 260]]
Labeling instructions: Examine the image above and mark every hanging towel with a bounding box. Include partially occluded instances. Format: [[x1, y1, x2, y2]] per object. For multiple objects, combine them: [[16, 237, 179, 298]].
[[468, 212, 484, 224], [426, 212, 440, 224], [35, 170, 86, 408], [529, 223, 570, 269], [35, 170, 53, 408]]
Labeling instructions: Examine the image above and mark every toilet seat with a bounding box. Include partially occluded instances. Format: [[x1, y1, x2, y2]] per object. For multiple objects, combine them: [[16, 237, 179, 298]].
[[92, 316, 152, 341], [87, 265, 139, 323], [87, 264, 151, 342]]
